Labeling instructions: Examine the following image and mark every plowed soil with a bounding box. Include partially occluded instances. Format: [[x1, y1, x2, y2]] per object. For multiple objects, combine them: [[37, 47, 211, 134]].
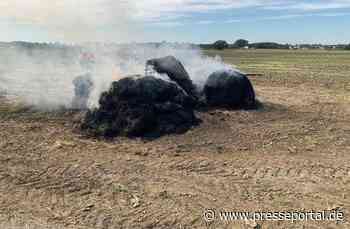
[[1, 49, 350, 228]]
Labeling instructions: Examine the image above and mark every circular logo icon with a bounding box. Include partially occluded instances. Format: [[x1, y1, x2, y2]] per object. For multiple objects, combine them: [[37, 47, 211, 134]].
[[203, 209, 216, 222]]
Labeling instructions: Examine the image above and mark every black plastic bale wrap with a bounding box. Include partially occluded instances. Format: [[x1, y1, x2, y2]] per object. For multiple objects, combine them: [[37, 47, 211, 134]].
[[81, 76, 200, 138], [146, 56, 199, 101], [204, 69, 257, 109]]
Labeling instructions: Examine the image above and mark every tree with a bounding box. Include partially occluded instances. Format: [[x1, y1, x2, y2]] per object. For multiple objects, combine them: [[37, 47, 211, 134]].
[[345, 44, 350, 50], [213, 40, 229, 50], [249, 42, 289, 49], [233, 39, 249, 48]]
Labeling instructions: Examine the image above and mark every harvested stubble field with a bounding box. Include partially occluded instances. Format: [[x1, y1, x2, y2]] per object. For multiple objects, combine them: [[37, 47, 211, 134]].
[[1, 49, 350, 229]]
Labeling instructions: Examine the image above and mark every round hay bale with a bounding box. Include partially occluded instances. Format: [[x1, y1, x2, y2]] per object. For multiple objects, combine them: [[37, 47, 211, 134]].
[[81, 76, 200, 138], [204, 69, 256, 109]]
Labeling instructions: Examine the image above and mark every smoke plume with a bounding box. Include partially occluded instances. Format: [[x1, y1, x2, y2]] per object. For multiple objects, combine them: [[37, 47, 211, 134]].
[[0, 0, 135, 42], [0, 1, 234, 110]]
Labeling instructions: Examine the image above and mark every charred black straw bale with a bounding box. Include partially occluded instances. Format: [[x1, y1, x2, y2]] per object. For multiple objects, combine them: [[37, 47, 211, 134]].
[[146, 56, 199, 101], [81, 76, 200, 138], [81, 56, 258, 139], [204, 69, 256, 109]]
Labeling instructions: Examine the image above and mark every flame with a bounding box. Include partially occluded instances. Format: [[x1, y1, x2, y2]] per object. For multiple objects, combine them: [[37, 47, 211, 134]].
[[112, 67, 122, 82]]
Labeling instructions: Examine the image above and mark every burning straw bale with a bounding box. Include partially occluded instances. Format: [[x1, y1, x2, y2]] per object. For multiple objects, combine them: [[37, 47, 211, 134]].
[[80, 56, 258, 138], [81, 76, 200, 138]]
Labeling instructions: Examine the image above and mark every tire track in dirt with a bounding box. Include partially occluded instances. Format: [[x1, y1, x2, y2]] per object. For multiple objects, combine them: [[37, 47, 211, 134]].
[[165, 157, 350, 183]]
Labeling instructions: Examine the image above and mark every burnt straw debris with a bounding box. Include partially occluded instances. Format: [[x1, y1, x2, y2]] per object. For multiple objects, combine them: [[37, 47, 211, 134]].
[[204, 69, 257, 109], [80, 56, 258, 138], [81, 76, 200, 138]]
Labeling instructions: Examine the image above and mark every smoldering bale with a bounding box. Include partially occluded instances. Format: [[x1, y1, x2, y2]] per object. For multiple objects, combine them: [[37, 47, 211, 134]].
[[81, 76, 200, 138], [72, 73, 94, 110], [146, 56, 199, 101], [204, 69, 256, 109]]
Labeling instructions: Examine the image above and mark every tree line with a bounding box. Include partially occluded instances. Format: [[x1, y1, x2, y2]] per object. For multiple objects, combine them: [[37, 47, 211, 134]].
[[1, 40, 349, 51], [200, 39, 350, 50]]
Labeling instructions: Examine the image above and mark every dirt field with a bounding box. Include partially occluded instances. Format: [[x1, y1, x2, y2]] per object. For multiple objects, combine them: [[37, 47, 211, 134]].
[[1, 49, 350, 229]]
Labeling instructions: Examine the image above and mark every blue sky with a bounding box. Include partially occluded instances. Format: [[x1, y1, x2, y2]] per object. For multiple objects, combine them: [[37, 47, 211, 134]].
[[1, 0, 350, 44]]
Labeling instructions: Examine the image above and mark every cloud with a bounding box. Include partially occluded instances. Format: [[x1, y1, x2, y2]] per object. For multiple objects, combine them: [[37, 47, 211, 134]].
[[132, 0, 279, 21], [0, 0, 135, 42], [2, 1, 350, 25], [196, 20, 215, 25], [132, 0, 350, 22], [264, 0, 350, 10], [148, 21, 184, 27], [225, 11, 350, 23], [1, 0, 350, 40], [132, 0, 350, 27]]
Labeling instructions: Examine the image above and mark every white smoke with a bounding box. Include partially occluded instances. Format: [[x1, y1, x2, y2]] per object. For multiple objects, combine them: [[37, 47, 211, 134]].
[[0, 43, 233, 109], [0, 0, 235, 110], [85, 43, 233, 108], [0, 0, 135, 42], [113, 43, 232, 88], [0, 45, 77, 109]]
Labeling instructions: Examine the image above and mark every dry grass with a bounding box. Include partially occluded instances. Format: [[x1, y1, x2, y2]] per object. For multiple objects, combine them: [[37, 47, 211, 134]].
[[0, 49, 350, 229]]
